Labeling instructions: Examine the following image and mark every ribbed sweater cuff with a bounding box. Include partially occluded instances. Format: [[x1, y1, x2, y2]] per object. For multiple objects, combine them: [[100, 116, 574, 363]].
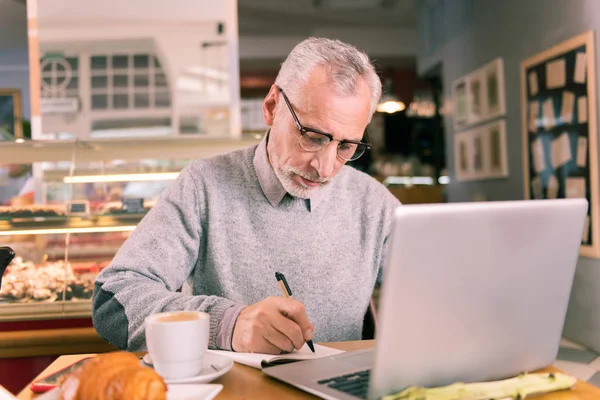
[[215, 303, 246, 350]]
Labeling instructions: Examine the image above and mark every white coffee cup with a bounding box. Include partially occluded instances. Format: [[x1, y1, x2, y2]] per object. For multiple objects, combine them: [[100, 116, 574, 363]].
[[145, 311, 209, 379]]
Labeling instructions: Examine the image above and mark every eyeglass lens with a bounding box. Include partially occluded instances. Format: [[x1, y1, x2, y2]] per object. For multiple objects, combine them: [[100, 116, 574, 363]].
[[299, 131, 366, 161]]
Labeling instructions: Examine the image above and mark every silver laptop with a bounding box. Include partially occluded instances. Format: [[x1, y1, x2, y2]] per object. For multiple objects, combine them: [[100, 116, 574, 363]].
[[263, 199, 587, 400]]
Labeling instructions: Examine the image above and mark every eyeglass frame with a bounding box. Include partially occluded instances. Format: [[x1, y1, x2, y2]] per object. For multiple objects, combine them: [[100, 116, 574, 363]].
[[278, 87, 372, 162]]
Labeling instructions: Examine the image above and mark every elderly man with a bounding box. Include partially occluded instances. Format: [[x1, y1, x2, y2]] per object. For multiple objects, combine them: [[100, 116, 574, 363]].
[[92, 37, 400, 354]]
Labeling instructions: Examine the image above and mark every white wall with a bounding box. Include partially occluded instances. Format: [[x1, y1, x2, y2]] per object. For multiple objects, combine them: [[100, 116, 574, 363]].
[[37, 0, 228, 23]]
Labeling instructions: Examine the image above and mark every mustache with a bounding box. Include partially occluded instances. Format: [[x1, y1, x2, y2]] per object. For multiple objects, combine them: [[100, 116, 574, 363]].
[[288, 167, 328, 183]]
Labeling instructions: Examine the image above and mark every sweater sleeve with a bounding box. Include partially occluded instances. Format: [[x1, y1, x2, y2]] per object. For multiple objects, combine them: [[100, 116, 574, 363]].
[[92, 165, 244, 351], [376, 192, 401, 287]]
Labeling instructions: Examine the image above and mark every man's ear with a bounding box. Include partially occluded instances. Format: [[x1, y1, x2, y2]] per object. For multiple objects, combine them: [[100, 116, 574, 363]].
[[262, 84, 279, 126]]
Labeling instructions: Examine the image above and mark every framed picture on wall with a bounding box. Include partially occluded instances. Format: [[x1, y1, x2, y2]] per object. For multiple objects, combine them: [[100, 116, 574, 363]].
[[472, 129, 485, 176], [453, 57, 506, 131], [484, 58, 506, 119], [0, 89, 23, 141], [521, 30, 599, 258], [452, 78, 469, 131], [484, 119, 509, 178], [454, 120, 508, 182], [466, 69, 487, 126], [454, 130, 472, 181]]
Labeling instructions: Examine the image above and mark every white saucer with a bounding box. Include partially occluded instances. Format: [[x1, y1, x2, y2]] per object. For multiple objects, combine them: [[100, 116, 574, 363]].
[[36, 384, 223, 400], [167, 384, 223, 400], [141, 352, 233, 384]]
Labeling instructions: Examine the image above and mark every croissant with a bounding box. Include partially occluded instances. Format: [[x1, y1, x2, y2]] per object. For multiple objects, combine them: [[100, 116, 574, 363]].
[[59, 352, 167, 400]]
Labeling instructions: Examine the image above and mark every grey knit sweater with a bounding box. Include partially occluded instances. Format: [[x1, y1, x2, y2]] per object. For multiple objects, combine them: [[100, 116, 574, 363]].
[[92, 139, 400, 351]]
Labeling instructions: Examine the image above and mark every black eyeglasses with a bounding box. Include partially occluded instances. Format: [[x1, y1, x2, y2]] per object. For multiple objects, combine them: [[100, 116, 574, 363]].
[[278, 87, 371, 162]]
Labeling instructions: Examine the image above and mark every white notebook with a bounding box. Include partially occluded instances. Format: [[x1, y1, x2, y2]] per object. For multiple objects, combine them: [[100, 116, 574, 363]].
[[0, 385, 17, 400], [208, 343, 345, 369]]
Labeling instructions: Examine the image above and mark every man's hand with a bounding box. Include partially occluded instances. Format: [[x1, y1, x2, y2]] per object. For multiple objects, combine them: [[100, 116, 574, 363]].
[[231, 296, 314, 354]]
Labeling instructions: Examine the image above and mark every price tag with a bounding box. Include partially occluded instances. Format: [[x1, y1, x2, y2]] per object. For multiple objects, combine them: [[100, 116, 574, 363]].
[[122, 198, 145, 214], [68, 201, 90, 217]]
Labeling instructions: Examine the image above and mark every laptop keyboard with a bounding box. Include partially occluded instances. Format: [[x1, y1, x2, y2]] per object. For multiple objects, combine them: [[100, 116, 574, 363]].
[[317, 369, 370, 399]]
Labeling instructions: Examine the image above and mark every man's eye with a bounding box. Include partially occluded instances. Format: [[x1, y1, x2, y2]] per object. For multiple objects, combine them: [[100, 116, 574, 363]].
[[308, 134, 327, 144], [339, 143, 356, 152]]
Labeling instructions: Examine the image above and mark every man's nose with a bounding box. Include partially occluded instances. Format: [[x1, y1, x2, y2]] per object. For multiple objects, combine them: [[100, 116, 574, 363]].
[[309, 143, 338, 179]]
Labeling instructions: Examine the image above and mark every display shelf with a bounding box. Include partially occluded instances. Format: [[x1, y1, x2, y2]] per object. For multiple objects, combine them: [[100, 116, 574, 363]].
[[0, 300, 92, 322], [0, 135, 262, 164], [0, 214, 143, 236]]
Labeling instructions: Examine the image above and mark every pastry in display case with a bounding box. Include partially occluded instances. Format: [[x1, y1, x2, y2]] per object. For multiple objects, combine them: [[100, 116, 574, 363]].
[[0, 257, 95, 303], [0, 205, 66, 220], [0, 178, 167, 318], [0, 136, 260, 321], [0, 155, 189, 319], [0, 213, 137, 317]]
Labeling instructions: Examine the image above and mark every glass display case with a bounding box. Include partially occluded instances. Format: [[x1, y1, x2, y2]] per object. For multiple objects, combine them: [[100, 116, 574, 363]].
[[0, 135, 261, 321]]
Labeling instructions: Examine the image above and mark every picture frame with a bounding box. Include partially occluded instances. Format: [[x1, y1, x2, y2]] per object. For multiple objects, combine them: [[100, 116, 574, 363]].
[[485, 119, 509, 178], [466, 69, 487, 126], [452, 78, 468, 131], [471, 128, 485, 177], [483, 58, 506, 119], [454, 120, 509, 182], [0, 89, 23, 141], [452, 57, 506, 131], [454, 130, 472, 181], [521, 30, 599, 258]]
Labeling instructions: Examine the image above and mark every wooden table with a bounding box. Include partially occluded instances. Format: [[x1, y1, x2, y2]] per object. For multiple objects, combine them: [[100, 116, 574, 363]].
[[17, 340, 600, 399]]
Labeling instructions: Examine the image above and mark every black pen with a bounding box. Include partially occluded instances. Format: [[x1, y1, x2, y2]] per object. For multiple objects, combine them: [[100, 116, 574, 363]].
[[275, 271, 315, 353]]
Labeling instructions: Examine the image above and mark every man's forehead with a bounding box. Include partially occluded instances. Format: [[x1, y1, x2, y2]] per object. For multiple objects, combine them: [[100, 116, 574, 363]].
[[292, 92, 367, 139], [299, 83, 369, 109]]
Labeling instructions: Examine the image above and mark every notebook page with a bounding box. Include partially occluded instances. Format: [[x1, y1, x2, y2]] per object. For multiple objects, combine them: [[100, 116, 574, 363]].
[[208, 343, 345, 369], [0, 385, 17, 400]]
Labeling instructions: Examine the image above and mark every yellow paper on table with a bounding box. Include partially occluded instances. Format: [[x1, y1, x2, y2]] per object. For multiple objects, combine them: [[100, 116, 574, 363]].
[[381, 372, 576, 400]]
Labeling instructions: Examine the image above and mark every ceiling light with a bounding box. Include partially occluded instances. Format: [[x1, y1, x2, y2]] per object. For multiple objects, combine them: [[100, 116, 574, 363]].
[[63, 172, 179, 184], [0, 225, 136, 236], [377, 77, 405, 114], [377, 96, 406, 113]]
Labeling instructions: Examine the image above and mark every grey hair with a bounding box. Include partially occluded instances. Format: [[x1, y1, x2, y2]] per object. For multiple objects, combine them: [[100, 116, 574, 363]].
[[274, 37, 382, 119]]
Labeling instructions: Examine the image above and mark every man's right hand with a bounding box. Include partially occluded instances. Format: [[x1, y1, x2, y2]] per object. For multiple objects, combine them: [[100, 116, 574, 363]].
[[231, 296, 314, 354]]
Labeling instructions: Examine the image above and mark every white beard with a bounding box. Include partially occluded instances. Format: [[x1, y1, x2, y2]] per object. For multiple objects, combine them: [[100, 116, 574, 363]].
[[270, 152, 327, 199]]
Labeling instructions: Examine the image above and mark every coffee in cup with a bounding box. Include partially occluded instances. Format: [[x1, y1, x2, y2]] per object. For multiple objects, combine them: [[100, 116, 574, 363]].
[[145, 311, 209, 379], [155, 312, 203, 323]]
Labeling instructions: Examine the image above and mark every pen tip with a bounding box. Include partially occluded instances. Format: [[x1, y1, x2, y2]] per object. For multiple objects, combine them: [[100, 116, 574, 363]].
[[307, 340, 315, 353]]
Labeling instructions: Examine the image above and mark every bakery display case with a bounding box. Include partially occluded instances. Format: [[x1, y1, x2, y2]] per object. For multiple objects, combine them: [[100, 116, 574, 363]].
[[0, 135, 261, 322]]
